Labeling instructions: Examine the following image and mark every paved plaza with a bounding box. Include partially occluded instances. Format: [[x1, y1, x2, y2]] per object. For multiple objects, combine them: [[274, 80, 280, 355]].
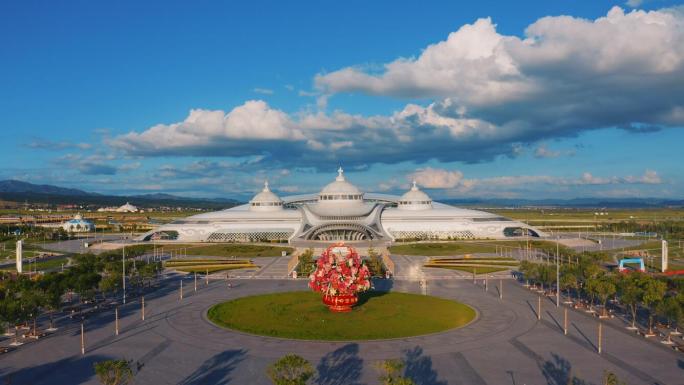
[[1, 260, 683, 385]]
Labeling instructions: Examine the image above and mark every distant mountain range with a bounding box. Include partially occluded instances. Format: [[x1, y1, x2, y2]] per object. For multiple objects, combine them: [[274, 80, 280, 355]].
[[0, 180, 95, 196], [442, 197, 684, 208], [0, 180, 241, 209], [0, 179, 682, 209]]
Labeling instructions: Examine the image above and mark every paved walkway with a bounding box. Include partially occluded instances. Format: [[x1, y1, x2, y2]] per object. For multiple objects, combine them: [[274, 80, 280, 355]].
[[251, 256, 291, 278], [1, 273, 682, 385], [391, 254, 513, 280]]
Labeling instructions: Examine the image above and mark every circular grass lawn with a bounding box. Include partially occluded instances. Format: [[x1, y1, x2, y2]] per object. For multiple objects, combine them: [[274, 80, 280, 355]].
[[207, 291, 476, 340]]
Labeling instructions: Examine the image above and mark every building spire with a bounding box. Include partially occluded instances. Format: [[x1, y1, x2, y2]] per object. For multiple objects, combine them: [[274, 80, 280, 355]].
[[263, 180, 270, 191], [411, 180, 418, 190], [336, 166, 345, 181]]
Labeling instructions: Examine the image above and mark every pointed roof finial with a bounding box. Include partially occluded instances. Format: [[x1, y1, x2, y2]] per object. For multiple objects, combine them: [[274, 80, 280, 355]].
[[336, 166, 345, 181], [263, 180, 270, 191], [412, 180, 418, 190]]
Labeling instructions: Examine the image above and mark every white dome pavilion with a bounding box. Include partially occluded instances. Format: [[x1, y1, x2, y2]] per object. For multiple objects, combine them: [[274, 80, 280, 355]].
[[116, 202, 139, 212], [249, 181, 284, 212], [398, 181, 432, 211], [62, 213, 96, 232], [318, 167, 364, 202]]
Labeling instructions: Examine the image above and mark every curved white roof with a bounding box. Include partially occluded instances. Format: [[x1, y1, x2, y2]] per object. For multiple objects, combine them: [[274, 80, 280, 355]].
[[250, 181, 282, 204], [319, 167, 362, 196], [400, 181, 431, 202], [249, 181, 284, 212], [117, 202, 138, 212]]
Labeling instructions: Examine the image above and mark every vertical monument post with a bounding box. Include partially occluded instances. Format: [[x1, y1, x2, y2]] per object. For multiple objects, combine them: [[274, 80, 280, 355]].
[[16, 240, 23, 273], [662, 239, 668, 273], [537, 296, 542, 320], [81, 322, 85, 355]]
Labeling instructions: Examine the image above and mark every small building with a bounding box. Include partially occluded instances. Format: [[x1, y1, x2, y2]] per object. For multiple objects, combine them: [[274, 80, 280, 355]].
[[62, 214, 95, 232], [116, 202, 139, 212]]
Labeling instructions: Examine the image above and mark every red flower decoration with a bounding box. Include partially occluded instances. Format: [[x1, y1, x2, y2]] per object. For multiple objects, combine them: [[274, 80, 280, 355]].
[[308, 243, 371, 296]]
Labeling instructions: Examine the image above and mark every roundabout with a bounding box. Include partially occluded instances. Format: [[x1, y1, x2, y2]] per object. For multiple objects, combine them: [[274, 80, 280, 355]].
[[206, 291, 476, 340]]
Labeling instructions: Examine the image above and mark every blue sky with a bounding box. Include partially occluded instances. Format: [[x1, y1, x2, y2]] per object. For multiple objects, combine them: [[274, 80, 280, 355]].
[[1, 0, 683, 200]]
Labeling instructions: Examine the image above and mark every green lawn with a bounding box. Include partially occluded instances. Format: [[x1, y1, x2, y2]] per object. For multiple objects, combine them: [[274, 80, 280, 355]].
[[174, 264, 256, 273], [424, 265, 509, 274], [390, 242, 498, 256], [181, 244, 294, 257], [207, 291, 476, 340], [164, 258, 256, 273], [424, 256, 518, 274], [1, 255, 69, 272]]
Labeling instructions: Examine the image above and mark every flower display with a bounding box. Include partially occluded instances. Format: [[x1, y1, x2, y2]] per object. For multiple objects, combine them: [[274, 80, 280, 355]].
[[308, 243, 371, 297]]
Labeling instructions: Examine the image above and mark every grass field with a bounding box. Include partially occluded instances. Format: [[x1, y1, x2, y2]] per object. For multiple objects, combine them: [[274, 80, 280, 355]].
[[164, 258, 256, 273], [488, 208, 684, 223], [174, 264, 256, 273], [424, 265, 510, 274], [0, 255, 70, 272], [425, 257, 517, 274], [207, 291, 476, 340], [162, 244, 294, 258], [390, 242, 498, 256]]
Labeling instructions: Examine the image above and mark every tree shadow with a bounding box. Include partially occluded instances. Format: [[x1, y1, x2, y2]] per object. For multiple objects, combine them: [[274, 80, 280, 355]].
[[540, 353, 593, 385], [526, 300, 539, 319], [546, 311, 563, 332], [178, 349, 246, 385], [315, 343, 364, 385], [356, 289, 390, 307], [571, 323, 596, 351], [403, 346, 447, 385], [0, 353, 112, 385]]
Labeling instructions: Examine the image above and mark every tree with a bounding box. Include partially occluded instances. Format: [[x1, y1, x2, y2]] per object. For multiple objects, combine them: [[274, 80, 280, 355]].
[[267, 354, 314, 385], [640, 276, 667, 334], [93, 359, 134, 385], [656, 295, 682, 344], [519, 261, 538, 286], [593, 275, 616, 317], [559, 265, 578, 303], [297, 249, 315, 277], [366, 248, 386, 277], [99, 274, 121, 299], [617, 273, 643, 328], [375, 359, 416, 385]]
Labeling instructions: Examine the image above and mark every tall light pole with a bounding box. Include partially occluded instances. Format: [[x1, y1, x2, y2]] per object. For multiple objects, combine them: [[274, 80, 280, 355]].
[[556, 236, 560, 307], [122, 243, 126, 304]]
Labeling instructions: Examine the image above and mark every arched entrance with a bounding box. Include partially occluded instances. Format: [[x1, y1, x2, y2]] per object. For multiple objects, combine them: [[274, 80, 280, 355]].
[[306, 223, 376, 241]]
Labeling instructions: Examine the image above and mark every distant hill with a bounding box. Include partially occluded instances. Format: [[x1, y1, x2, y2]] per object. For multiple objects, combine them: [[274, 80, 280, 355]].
[[1, 179, 681, 209], [0, 180, 241, 209], [0, 180, 95, 196]]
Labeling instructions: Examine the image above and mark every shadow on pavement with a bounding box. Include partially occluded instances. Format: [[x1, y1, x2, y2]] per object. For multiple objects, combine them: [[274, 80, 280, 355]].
[[0, 353, 112, 385], [178, 349, 246, 385], [315, 343, 364, 385], [540, 353, 592, 385], [404, 346, 447, 385]]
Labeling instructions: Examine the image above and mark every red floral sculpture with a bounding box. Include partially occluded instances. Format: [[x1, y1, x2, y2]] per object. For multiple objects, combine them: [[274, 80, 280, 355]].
[[308, 243, 371, 312]]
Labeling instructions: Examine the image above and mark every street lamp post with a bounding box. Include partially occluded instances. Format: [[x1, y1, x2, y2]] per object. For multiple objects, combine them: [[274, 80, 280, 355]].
[[537, 295, 542, 320], [80, 321, 85, 355], [556, 237, 560, 307], [122, 244, 126, 304]]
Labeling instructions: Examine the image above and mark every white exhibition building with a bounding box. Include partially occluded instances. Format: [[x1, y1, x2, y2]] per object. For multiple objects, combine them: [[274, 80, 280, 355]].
[[139, 168, 545, 245]]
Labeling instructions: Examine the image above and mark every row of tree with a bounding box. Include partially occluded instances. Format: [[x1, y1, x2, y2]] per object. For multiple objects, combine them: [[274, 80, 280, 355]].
[[0, 245, 160, 340], [519, 257, 683, 335]]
